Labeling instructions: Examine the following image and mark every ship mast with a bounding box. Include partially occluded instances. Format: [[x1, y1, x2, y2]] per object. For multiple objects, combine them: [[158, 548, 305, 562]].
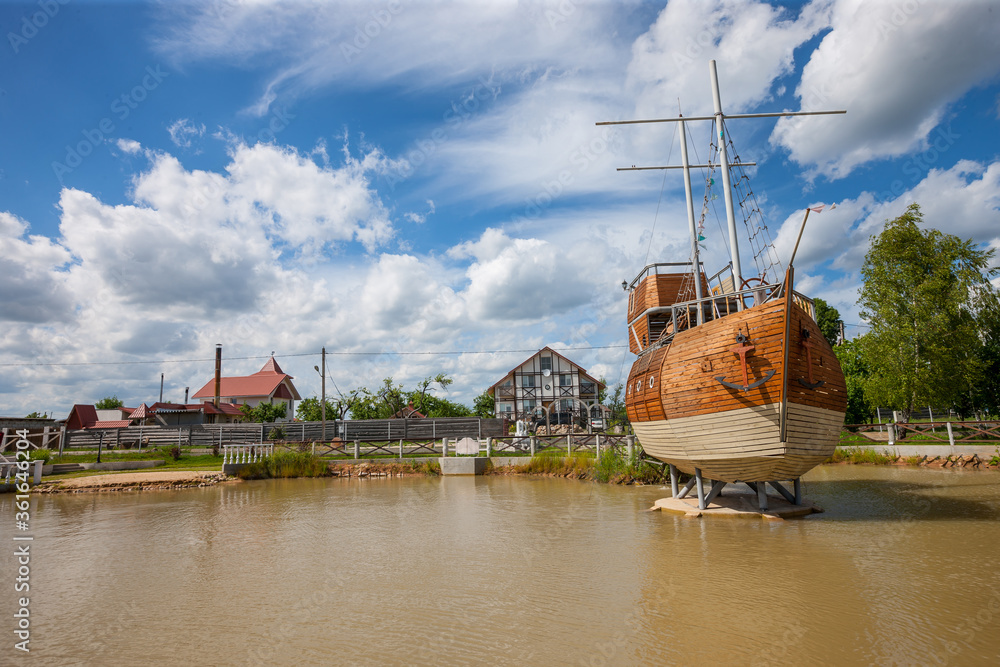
[[709, 60, 743, 290], [599, 59, 846, 297], [678, 117, 704, 324]]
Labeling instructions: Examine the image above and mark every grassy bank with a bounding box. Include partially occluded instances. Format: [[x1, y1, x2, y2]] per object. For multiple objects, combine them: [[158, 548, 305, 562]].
[[236, 451, 331, 479], [493, 449, 665, 485]]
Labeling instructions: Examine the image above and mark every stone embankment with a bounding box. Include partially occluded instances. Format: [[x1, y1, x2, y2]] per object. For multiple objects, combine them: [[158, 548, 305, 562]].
[[835, 453, 998, 469], [329, 461, 437, 478]]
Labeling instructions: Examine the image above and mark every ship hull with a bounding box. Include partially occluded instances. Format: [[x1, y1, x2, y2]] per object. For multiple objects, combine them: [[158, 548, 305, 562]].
[[625, 292, 847, 483]]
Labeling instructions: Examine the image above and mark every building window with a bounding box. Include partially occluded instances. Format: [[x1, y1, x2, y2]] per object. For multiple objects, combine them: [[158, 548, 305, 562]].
[[560, 374, 572, 387], [524, 400, 536, 413], [522, 374, 535, 388], [540, 356, 552, 372]]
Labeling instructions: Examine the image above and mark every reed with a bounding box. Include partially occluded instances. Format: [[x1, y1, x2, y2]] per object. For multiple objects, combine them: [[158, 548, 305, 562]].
[[236, 451, 330, 480], [827, 447, 898, 465]]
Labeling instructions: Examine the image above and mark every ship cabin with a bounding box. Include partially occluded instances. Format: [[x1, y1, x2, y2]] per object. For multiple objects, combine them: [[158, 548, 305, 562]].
[[625, 262, 811, 356]]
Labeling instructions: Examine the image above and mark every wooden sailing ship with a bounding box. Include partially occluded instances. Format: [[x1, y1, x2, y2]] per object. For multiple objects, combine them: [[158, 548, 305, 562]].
[[604, 62, 847, 501]]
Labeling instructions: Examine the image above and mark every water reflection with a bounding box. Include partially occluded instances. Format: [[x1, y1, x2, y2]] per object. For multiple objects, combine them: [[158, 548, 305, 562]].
[[1, 466, 998, 665]]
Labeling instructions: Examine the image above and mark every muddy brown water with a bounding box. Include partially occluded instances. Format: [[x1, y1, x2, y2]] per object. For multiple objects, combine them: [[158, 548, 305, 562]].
[[3, 465, 999, 666]]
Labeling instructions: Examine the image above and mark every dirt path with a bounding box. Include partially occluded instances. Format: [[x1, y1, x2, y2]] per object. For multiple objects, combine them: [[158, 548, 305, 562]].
[[35, 470, 234, 493]]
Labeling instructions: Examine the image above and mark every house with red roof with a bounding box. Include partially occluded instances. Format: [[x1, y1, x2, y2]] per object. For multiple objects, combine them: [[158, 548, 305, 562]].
[[191, 356, 300, 422], [65, 404, 132, 430]]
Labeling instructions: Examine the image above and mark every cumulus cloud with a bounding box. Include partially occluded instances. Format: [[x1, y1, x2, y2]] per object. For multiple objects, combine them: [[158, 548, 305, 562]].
[[0, 213, 73, 323], [626, 0, 831, 119], [771, 0, 1000, 179]]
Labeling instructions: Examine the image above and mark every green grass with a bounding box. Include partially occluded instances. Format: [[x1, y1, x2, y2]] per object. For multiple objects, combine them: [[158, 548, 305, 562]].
[[827, 446, 898, 465], [592, 449, 663, 484], [236, 451, 330, 480]]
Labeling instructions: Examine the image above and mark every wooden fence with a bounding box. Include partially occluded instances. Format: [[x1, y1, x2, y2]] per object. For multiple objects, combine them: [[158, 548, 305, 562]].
[[840, 421, 1000, 446], [52, 417, 505, 452]]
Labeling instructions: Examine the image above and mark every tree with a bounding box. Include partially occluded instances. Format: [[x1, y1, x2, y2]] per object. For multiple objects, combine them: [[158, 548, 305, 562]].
[[605, 383, 630, 433], [971, 290, 1000, 418], [473, 391, 495, 418], [812, 298, 843, 347], [857, 204, 997, 421], [834, 337, 872, 425], [296, 397, 339, 422], [240, 402, 287, 423], [25, 411, 48, 419], [95, 395, 123, 409], [411, 373, 454, 415]]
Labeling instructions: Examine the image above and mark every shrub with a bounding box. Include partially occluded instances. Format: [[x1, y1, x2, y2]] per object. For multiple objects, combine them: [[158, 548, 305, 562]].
[[29, 448, 52, 463]]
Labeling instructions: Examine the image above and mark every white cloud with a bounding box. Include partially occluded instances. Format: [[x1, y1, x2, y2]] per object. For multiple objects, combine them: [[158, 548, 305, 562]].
[[116, 139, 143, 154], [771, 0, 1000, 179], [0, 213, 73, 323], [153, 1, 625, 116], [626, 0, 831, 119], [167, 118, 207, 148]]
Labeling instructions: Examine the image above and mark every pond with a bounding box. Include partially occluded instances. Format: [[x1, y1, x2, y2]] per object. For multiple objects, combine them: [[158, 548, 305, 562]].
[[3, 465, 999, 665]]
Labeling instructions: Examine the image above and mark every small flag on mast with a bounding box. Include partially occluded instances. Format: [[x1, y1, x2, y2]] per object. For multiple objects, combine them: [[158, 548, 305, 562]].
[[808, 203, 837, 213]]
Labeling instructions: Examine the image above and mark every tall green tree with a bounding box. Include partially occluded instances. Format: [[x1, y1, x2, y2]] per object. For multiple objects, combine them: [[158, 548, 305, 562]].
[[812, 298, 843, 347], [95, 395, 123, 409], [858, 204, 997, 421], [971, 291, 1000, 417]]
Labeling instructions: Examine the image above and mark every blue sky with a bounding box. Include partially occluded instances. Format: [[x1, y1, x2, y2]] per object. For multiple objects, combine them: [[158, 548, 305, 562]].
[[2, 0, 999, 417]]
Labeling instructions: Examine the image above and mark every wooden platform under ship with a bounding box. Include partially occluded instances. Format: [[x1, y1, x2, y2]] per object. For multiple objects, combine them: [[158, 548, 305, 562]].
[[601, 61, 848, 512]]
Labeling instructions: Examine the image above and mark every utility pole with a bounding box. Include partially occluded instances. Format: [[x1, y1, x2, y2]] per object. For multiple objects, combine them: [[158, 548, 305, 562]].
[[159, 373, 164, 403], [321, 347, 327, 442], [315, 348, 327, 442]]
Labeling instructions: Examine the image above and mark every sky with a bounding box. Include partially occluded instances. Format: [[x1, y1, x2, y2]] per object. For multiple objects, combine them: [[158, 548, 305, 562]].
[[1, 0, 999, 418]]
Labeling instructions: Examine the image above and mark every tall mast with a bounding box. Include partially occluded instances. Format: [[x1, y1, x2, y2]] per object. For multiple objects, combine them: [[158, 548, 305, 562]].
[[709, 60, 742, 293], [678, 117, 704, 324]]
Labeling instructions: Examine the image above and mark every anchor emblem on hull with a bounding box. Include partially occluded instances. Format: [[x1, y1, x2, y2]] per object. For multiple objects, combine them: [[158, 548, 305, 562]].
[[714, 331, 775, 392], [797, 328, 826, 390]]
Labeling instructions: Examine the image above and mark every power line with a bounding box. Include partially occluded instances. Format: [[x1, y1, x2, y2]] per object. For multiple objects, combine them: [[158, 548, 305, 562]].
[[0, 345, 628, 368]]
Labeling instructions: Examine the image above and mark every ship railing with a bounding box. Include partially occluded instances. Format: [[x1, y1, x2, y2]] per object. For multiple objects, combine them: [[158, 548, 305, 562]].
[[626, 261, 702, 291], [641, 277, 818, 350]]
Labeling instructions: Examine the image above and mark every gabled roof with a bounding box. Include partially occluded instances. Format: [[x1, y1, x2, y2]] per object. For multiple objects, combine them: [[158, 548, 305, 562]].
[[128, 403, 151, 420], [488, 346, 605, 394], [67, 404, 99, 430], [191, 356, 301, 401]]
